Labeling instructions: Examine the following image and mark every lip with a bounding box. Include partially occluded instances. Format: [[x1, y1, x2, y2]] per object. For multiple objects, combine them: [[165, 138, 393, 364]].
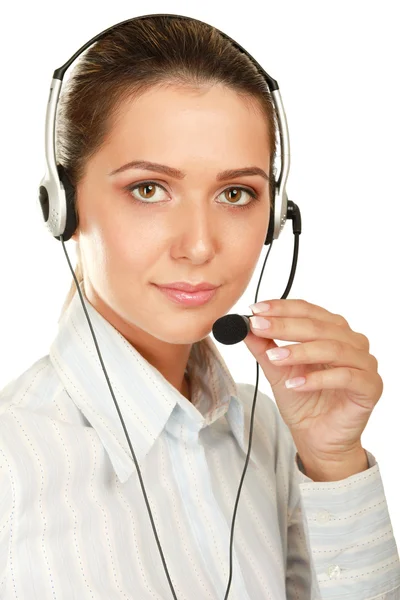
[[156, 281, 218, 292], [153, 284, 219, 306]]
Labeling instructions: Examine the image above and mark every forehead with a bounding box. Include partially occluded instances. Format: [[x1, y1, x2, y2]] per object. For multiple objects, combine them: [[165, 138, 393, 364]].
[[102, 84, 270, 165]]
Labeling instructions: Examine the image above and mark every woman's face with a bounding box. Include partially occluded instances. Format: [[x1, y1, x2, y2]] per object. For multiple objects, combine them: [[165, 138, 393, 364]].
[[73, 83, 271, 344]]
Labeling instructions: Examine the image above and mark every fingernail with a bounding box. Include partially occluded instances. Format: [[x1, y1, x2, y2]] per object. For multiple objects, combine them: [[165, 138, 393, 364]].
[[266, 347, 290, 361], [250, 316, 271, 329], [249, 302, 270, 314], [285, 377, 306, 389]]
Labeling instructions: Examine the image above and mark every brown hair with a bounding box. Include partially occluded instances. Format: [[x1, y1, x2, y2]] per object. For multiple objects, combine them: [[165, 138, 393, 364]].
[[56, 15, 278, 321]]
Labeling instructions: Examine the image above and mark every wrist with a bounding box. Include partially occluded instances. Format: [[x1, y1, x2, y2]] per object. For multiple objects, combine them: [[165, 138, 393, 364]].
[[297, 446, 369, 482]]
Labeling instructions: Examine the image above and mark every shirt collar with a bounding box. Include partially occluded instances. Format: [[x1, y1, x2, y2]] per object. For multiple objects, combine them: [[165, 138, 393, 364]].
[[49, 282, 258, 483]]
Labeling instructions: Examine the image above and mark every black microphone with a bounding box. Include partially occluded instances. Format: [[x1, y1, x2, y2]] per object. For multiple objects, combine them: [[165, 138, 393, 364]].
[[212, 314, 253, 345]]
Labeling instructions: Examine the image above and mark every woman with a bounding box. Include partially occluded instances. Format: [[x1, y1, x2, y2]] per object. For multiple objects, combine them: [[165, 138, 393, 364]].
[[0, 14, 399, 600]]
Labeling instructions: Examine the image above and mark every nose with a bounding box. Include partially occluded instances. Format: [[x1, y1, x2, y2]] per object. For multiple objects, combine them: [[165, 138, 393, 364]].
[[171, 198, 217, 264]]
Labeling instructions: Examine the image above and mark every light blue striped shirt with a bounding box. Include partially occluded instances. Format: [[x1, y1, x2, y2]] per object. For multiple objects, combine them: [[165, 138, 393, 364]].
[[1, 285, 399, 599]]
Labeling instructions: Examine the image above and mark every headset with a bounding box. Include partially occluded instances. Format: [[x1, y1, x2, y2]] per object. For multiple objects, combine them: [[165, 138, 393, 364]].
[[38, 12, 302, 600]]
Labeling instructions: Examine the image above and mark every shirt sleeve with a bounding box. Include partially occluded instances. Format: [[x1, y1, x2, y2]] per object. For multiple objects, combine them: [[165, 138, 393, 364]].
[[285, 446, 400, 599]]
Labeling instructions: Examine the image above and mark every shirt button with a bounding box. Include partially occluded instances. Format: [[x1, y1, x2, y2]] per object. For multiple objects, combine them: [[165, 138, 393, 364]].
[[327, 564, 341, 579], [316, 509, 331, 523]]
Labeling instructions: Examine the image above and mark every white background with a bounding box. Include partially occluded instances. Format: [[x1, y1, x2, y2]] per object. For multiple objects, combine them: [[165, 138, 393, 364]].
[[1, 0, 399, 544]]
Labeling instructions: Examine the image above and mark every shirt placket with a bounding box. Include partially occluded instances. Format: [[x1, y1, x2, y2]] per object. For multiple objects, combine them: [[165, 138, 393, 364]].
[[165, 406, 251, 600]]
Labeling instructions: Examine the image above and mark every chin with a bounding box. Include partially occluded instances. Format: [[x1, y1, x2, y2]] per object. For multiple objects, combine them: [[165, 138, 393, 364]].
[[150, 319, 214, 345]]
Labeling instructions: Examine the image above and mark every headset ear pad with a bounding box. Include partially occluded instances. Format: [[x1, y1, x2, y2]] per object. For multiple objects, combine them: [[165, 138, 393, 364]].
[[264, 176, 276, 246], [56, 163, 78, 242]]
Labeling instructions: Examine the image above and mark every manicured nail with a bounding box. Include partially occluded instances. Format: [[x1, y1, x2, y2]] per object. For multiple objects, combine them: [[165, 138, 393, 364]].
[[285, 377, 306, 389], [250, 316, 271, 329], [266, 347, 290, 361], [249, 302, 270, 314]]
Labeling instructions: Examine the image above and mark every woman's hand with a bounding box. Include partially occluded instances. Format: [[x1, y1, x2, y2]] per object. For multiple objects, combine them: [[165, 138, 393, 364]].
[[243, 299, 383, 478]]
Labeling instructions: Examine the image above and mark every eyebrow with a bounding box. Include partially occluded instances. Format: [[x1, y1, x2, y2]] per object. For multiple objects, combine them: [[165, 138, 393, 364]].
[[108, 160, 269, 182]]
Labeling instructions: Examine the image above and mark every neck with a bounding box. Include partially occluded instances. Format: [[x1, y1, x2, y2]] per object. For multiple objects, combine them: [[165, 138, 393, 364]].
[[182, 370, 191, 402], [82, 281, 193, 402]]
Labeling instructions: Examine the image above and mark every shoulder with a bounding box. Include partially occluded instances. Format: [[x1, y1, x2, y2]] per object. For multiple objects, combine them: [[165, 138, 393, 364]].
[[0, 354, 69, 456], [0, 354, 60, 418], [0, 353, 86, 479], [0, 356, 60, 563]]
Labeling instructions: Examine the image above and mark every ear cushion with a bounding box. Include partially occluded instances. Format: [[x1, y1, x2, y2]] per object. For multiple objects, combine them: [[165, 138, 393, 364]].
[[55, 163, 78, 242], [264, 176, 276, 245], [264, 204, 275, 245]]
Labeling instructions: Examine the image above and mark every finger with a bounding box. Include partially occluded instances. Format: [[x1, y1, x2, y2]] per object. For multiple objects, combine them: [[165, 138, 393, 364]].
[[288, 367, 382, 409], [249, 316, 367, 351], [250, 298, 349, 327], [266, 339, 378, 372]]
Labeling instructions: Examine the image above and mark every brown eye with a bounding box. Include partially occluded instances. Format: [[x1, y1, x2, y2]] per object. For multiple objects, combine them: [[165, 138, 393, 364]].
[[224, 188, 244, 204], [126, 181, 168, 204], [218, 186, 257, 207], [137, 184, 156, 199]]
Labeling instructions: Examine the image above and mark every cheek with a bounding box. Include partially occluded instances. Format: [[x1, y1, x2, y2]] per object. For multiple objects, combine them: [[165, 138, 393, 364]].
[[230, 246, 262, 292], [224, 213, 268, 280], [99, 203, 158, 268], [105, 233, 155, 280], [80, 221, 148, 290]]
